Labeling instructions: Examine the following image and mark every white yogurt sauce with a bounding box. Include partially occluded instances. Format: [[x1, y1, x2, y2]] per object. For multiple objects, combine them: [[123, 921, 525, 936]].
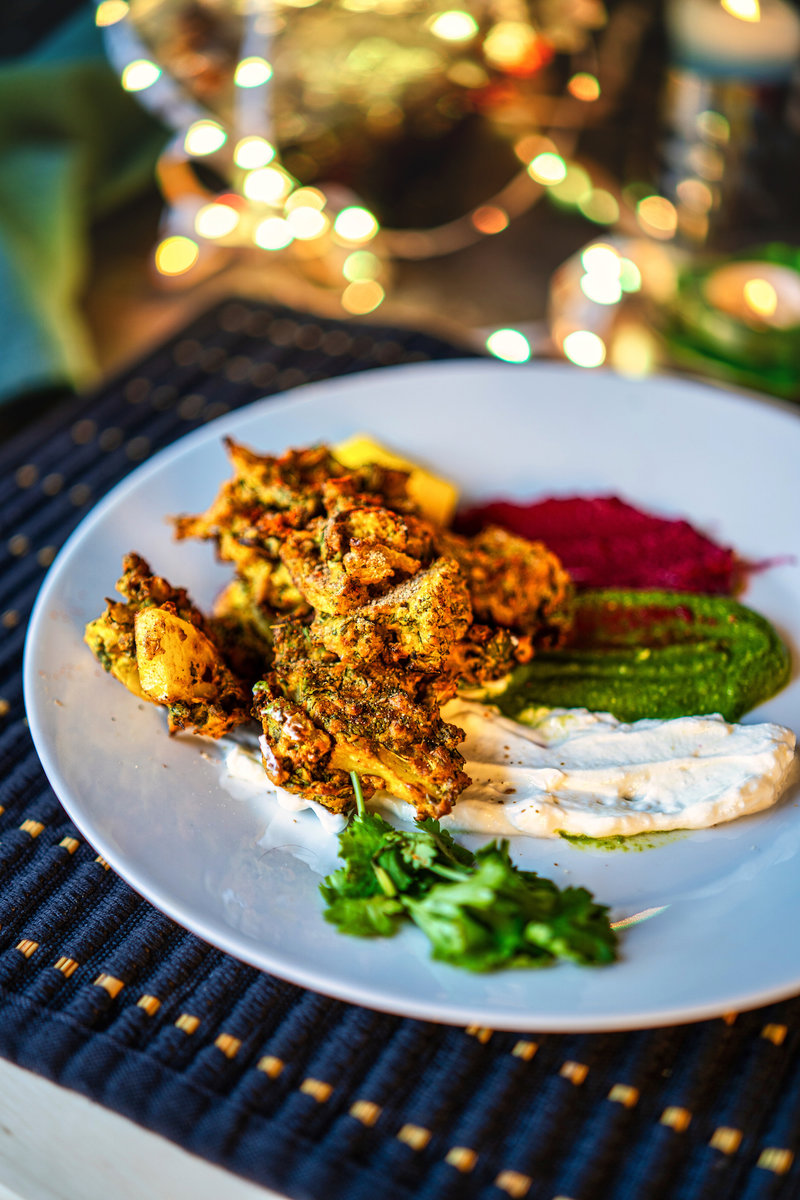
[[222, 700, 796, 840]]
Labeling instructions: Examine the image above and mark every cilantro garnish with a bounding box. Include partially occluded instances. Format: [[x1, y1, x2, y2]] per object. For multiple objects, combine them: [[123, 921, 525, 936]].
[[319, 774, 618, 971]]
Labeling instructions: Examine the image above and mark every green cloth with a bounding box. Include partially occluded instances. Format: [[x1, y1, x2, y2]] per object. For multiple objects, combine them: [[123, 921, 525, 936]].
[[0, 8, 168, 405]]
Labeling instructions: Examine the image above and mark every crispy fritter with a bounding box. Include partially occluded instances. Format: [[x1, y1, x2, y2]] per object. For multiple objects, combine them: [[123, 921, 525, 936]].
[[84, 553, 251, 737], [444, 623, 528, 690], [310, 556, 471, 672], [211, 578, 274, 680], [437, 525, 574, 645], [279, 506, 433, 616], [253, 623, 470, 819], [174, 439, 419, 640]]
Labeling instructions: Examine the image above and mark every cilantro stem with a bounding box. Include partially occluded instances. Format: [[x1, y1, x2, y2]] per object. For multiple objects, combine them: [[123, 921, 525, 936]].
[[429, 864, 471, 882], [350, 770, 366, 819], [372, 863, 398, 897]]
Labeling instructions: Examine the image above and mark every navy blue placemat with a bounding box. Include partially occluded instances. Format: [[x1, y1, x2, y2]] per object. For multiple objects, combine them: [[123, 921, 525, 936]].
[[3, 298, 800, 1200]]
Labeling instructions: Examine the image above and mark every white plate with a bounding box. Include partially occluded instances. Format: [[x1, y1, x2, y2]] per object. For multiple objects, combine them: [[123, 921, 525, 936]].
[[24, 361, 800, 1031]]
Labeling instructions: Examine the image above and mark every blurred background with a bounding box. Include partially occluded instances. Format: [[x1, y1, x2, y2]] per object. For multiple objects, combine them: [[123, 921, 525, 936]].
[[3, 0, 800, 434]]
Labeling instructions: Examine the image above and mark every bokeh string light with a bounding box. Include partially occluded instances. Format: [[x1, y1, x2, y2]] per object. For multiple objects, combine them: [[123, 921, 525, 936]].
[[99, 0, 796, 379]]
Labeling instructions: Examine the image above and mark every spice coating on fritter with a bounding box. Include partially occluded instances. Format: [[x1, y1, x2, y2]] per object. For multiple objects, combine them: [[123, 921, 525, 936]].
[[91, 437, 575, 817], [253, 623, 470, 819], [84, 553, 251, 737]]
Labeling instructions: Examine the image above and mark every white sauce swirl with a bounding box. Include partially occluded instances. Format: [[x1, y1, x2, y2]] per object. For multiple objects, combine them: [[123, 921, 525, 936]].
[[222, 700, 796, 840]]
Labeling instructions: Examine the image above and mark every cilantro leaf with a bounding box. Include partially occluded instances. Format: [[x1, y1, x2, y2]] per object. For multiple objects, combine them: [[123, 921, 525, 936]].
[[318, 773, 618, 970]]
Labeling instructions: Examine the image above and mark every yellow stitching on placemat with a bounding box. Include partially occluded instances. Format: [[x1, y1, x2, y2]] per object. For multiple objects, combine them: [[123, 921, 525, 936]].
[[397, 1124, 431, 1151], [137, 994, 161, 1016], [710, 1127, 742, 1155], [445, 1147, 477, 1173], [495, 1170, 532, 1198], [511, 1040, 538, 1061], [0, 701, 9, 721], [300, 1078, 332, 1102], [54, 957, 79, 978], [608, 1084, 639, 1108], [16, 940, 38, 958], [20, 820, 44, 838], [350, 1100, 382, 1126], [757, 1148, 794, 1174], [215, 1034, 242, 1059], [722, 1012, 738, 1026], [761, 1024, 788, 1046], [94, 974, 124, 998], [59, 837, 80, 853], [257, 1055, 284, 1078], [95, 856, 110, 870], [465, 1025, 493, 1044], [175, 1013, 200, 1033], [660, 1107, 692, 1132], [560, 1061, 588, 1085]]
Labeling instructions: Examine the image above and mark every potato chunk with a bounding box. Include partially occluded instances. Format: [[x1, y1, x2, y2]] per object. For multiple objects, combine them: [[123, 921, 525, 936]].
[[135, 608, 221, 704]]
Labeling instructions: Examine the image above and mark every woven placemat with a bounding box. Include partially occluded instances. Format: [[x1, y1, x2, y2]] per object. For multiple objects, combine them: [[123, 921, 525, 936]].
[[2, 298, 799, 1200]]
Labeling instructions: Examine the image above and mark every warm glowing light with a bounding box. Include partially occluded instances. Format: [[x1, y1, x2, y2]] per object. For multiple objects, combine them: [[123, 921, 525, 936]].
[[447, 61, 489, 88], [285, 188, 327, 213], [253, 218, 294, 250], [696, 110, 730, 143], [676, 178, 714, 212], [95, 0, 129, 26], [243, 167, 293, 205], [195, 203, 240, 239], [514, 134, 555, 163], [483, 21, 548, 74], [619, 258, 642, 293], [580, 274, 623, 305], [121, 60, 161, 91], [549, 164, 591, 206], [581, 244, 620, 276], [471, 205, 509, 235], [743, 277, 778, 317], [334, 207, 379, 243], [563, 330, 606, 368], [287, 207, 329, 240], [721, 0, 760, 21], [234, 137, 275, 169], [486, 329, 531, 363], [636, 195, 678, 238], [567, 72, 600, 101], [184, 120, 226, 157], [429, 10, 479, 40], [155, 236, 199, 276], [527, 152, 567, 186], [343, 251, 381, 282], [342, 280, 385, 314], [577, 189, 619, 224], [610, 325, 656, 378], [234, 57, 273, 88]]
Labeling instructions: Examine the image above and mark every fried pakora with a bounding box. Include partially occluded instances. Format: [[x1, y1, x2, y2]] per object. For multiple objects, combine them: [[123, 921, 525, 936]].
[[89, 436, 575, 820], [253, 623, 469, 819], [84, 553, 251, 737]]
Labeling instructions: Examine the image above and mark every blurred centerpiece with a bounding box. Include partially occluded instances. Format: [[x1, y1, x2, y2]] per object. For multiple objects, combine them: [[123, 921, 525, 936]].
[[98, 0, 609, 312]]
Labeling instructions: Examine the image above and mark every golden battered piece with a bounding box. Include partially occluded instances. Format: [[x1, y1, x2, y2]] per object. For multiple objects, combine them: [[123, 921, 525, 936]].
[[310, 556, 471, 672], [279, 506, 434, 615], [437, 525, 573, 646], [174, 439, 419, 649], [253, 623, 470, 819], [84, 553, 251, 737]]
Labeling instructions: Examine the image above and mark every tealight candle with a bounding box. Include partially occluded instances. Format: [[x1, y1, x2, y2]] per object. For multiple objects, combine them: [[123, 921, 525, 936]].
[[666, 0, 800, 80]]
